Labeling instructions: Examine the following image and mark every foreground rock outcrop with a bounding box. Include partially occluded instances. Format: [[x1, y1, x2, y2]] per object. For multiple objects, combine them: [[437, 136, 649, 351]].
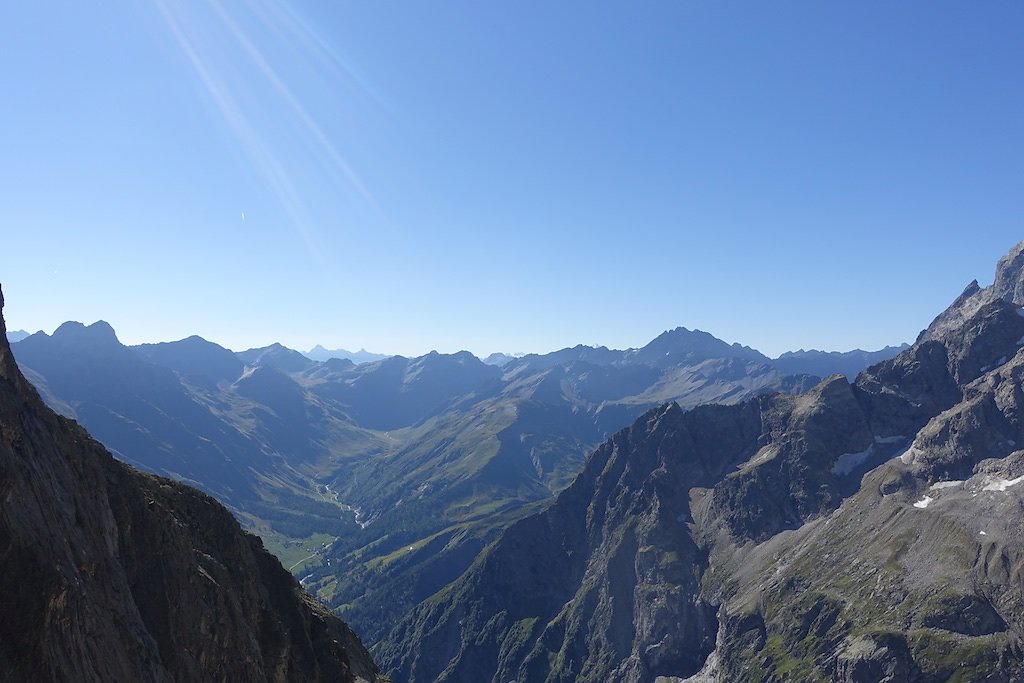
[[0, 283, 382, 682], [377, 241, 1024, 682]]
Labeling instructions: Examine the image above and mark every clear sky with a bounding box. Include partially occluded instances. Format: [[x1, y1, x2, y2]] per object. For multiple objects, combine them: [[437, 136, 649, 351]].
[[2, 2, 1022, 357]]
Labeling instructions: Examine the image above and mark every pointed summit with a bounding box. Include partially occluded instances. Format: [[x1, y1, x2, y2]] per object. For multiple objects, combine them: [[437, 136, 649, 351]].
[[992, 240, 1024, 306], [922, 240, 1024, 342], [629, 326, 767, 367]]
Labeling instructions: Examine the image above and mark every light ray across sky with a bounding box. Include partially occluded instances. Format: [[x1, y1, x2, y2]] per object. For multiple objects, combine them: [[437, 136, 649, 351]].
[[206, 0, 377, 208], [152, 0, 380, 278]]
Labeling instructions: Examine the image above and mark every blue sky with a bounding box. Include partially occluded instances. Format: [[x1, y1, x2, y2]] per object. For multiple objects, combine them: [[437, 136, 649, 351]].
[[2, 2, 1021, 357]]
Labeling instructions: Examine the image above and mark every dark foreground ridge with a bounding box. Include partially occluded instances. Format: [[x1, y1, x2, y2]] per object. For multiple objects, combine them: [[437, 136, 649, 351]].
[[378, 240, 1024, 682], [0, 283, 382, 682]]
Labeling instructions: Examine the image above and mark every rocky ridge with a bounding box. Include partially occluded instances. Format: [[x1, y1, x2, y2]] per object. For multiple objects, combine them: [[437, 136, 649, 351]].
[[376, 240, 1024, 682]]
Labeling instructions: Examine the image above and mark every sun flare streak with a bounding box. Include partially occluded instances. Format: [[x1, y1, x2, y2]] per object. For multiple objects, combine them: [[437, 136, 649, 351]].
[[207, 0, 378, 210], [152, 0, 378, 276]]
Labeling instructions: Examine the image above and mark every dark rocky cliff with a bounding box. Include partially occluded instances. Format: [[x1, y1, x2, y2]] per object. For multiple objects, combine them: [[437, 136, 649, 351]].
[[0, 284, 382, 682]]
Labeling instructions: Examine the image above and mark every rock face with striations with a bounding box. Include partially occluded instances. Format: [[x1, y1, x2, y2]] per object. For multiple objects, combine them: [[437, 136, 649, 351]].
[[376, 241, 1024, 682], [0, 285, 382, 682]]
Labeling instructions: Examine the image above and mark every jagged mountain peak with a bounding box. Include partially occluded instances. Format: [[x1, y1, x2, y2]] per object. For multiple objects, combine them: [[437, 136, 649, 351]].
[[992, 239, 1024, 305], [629, 325, 767, 367], [922, 240, 1024, 342]]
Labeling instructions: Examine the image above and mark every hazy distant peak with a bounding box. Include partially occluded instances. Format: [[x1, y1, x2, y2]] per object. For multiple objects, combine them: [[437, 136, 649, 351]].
[[133, 335, 242, 385], [303, 344, 390, 364], [138, 334, 222, 349], [237, 342, 314, 374], [774, 344, 910, 360], [771, 344, 909, 379], [630, 325, 767, 366], [51, 319, 121, 346], [482, 352, 517, 366]]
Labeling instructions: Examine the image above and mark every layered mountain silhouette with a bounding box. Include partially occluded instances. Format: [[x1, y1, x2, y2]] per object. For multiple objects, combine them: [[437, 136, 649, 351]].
[[10, 299, 906, 659], [0, 285, 382, 682], [375, 241, 1024, 682]]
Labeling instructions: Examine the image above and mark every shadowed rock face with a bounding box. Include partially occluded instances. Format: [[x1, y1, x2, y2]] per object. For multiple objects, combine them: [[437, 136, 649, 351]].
[[0, 285, 382, 682], [376, 241, 1024, 683]]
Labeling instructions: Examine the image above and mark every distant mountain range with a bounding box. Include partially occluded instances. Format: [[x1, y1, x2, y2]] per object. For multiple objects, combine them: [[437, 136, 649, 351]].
[[9, 324, 903, 378], [483, 343, 907, 378], [9, 311, 905, 654], [771, 344, 910, 378]]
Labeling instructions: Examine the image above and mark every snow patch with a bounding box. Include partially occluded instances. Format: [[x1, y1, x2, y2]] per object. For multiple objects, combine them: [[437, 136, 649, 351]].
[[913, 496, 934, 509], [982, 475, 1024, 492], [929, 480, 964, 490], [832, 446, 874, 475], [237, 365, 258, 381], [980, 531, 988, 536]]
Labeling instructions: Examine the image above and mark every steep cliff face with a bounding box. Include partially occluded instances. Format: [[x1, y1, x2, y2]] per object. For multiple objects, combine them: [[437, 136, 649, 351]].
[[376, 241, 1024, 683], [0, 285, 381, 682], [378, 400, 766, 683]]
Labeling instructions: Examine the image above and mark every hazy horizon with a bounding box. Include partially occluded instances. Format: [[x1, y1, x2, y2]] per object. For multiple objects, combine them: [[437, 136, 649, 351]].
[[5, 313, 912, 361]]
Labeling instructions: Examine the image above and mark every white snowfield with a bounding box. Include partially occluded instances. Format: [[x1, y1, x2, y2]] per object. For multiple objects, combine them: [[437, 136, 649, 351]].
[[831, 446, 873, 476], [913, 496, 933, 509], [982, 475, 1024, 492], [831, 436, 910, 476]]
